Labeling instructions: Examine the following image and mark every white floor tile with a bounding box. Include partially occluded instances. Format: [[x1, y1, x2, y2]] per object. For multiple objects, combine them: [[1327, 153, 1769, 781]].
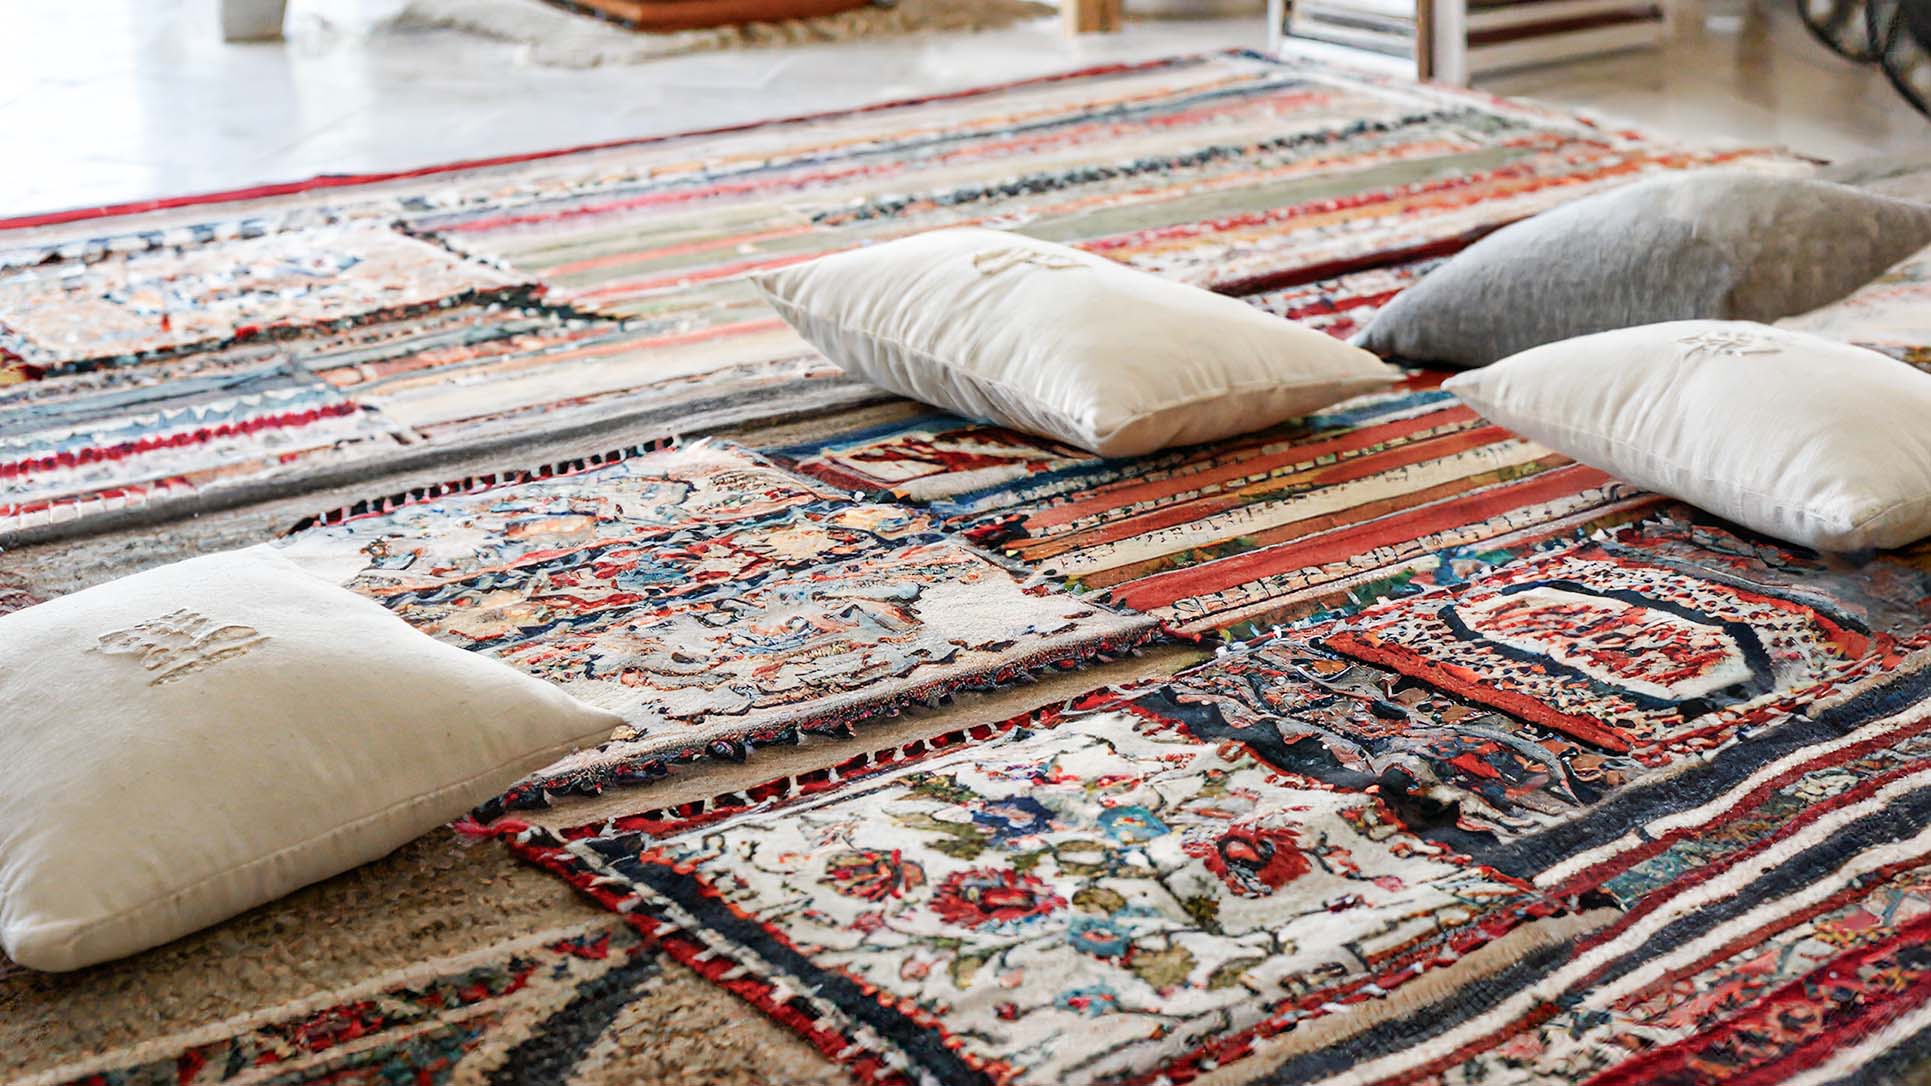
[[0, 0, 1923, 218]]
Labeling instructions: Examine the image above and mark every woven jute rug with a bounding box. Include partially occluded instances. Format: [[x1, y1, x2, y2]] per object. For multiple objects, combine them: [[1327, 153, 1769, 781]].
[[390, 0, 1055, 67]]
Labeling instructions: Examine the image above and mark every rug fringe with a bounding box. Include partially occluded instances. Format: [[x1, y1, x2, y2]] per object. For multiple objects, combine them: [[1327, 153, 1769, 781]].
[[484, 618, 1167, 816], [286, 432, 682, 533], [496, 680, 1137, 840]]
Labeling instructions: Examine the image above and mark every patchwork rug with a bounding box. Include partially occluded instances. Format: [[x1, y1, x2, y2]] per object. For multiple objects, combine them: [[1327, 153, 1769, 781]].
[[8, 47, 1924, 1086], [279, 439, 1159, 806], [772, 371, 1663, 639], [516, 704, 1586, 1086], [512, 519, 1931, 1086], [1134, 518, 1931, 863], [1779, 239, 1931, 370], [0, 51, 1801, 545], [1162, 654, 1931, 1086]]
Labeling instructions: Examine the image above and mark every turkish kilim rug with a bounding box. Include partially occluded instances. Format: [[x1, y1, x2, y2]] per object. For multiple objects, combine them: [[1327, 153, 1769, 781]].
[[279, 439, 1158, 806], [772, 370, 1664, 640], [512, 518, 1931, 1086], [0, 51, 1797, 545], [1136, 518, 1931, 862], [11, 45, 1926, 1086]]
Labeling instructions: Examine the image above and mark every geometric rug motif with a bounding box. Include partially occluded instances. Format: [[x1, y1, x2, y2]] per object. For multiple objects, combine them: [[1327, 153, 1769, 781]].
[[0, 222, 539, 536], [2, 51, 1802, 544], [1, 357, 405, 534], [1130, 635, 1669, 863], [512, 705, 1572, 1086], [1240, 656, 1931, 1086], [278, 440, 1160, 806], [1318, 518, 1931, 755], [415, 61, 1778, 318], [773, 376, 1666, 638], [1128, 518, 1931, 875]]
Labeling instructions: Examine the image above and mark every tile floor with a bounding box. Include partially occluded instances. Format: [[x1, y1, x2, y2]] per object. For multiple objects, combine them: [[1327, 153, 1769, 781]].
[[1482, 3, 1928, 160], [0, 0, 1922, 219]]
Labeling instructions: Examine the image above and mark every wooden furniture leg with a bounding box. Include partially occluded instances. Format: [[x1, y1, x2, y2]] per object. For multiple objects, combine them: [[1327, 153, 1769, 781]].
[[1063, 0, 1125, 33], [1415, 0, 1436, 79], [220, 0, 288, 41]]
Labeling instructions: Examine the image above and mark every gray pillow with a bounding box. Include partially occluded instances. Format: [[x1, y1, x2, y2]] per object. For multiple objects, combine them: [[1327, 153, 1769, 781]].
[[1356, 172, 1931, 368]]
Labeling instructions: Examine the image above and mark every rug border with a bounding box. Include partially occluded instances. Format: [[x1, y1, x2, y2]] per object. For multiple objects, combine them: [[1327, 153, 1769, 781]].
[[501, 699, 1094, 1086], [505, 693, 1567, 1086]]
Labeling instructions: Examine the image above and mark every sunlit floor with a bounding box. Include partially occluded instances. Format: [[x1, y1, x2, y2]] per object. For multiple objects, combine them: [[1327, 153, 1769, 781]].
[[0, 0, 1922, 218], [1481, 3, 1927, 161]]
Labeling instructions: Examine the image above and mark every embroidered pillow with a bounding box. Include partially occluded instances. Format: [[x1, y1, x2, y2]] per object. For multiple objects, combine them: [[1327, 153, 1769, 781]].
[[0, 546, 623, 972], [1443, 321, 1931, 551], [751, 228, 1399, 457], [1358, 172, 1931, 368]]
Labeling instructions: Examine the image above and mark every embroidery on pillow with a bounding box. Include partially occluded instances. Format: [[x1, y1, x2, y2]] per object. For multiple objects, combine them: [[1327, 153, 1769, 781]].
[[1676, 327, 1781, 360], [971, 247, 1088, 277], [94, 609, 270, 686]]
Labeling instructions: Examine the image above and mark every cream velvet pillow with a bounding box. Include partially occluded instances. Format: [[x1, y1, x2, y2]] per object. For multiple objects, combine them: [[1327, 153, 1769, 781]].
[[752, 228, 1399, 456], [1444, 321, 1931, 552], [0, 547, 623, 972]]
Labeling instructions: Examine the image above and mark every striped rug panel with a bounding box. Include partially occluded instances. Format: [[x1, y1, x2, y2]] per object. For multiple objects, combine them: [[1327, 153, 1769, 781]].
[[773, 372, 1666, 636], [0, 51, 1800, 543], [1232, 659, 1931, 1086]]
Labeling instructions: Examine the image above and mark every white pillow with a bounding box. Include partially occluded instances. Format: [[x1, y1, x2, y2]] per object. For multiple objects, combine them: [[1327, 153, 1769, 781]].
[[0, 546, 623, 972], [751, 228, 1399, 457], [1443, 321, 1931, 551]]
